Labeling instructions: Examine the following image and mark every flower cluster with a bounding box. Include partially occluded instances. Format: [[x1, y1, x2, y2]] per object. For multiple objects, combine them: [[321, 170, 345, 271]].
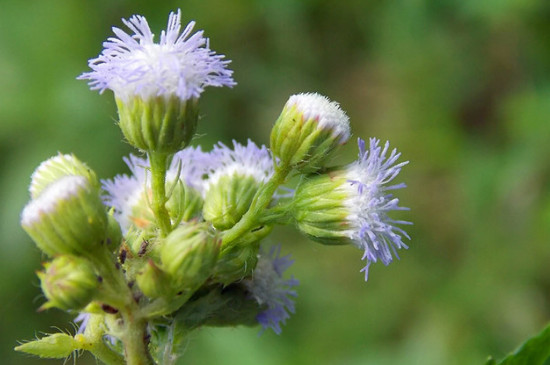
[[17, 9, 410, 365]]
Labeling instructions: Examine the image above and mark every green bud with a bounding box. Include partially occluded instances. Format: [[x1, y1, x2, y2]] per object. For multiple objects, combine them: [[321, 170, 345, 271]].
[[293, 171, 352, 245], [213, 241, 260, 285], [166, 180, 203, 224], [15, 333, 77, 359], [38, 255, 99, 311], [29, 153, 99, 199], [160, 223, 221, 292], [271, 93, 350, 173], [203, 174, 259, 230], [21, 175, 108, 256], [136, 259, 172, 298], [116, 95, 198, 153]]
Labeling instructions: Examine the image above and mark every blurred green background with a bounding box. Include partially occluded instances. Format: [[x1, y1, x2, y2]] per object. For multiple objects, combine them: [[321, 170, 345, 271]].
[[2, 0, 550, 364]]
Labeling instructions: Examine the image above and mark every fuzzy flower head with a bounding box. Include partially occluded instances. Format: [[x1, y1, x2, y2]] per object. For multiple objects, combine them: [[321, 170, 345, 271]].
[[344, 138, 411, 279], [79, 9, 235, 102], [293, 138, 410, 280], [205, 140, 274, 191], [202, 140, 274, 230], [244, 245, 299, 335], [102, 146, 209, 233]]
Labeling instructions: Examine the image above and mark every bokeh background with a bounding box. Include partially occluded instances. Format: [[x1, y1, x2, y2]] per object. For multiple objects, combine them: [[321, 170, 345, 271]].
[[2, 0, 550, 364]]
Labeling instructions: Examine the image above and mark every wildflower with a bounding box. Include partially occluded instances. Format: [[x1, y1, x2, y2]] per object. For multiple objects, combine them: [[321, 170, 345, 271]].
[[244, 245, 299, 334], [270, 93, 350, 172], [293, 138, 411, 280], [202, 140, 274, 230], [79, 10, 235, 152]]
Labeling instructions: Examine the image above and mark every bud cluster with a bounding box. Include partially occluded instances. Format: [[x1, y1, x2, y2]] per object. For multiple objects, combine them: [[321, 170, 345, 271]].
[[17, 8, 410, 365]]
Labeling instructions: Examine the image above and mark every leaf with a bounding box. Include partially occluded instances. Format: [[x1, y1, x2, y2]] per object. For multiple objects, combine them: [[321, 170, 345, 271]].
[[486, 323, 550, 365], [15, 333, 77, 359]]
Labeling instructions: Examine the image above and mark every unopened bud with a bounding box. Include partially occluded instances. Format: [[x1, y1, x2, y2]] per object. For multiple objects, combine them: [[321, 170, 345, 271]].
[[160, 223, 221, 291], [29, 154, 98, 199], [38, 255, 99, 311], [270, 93, 350, 172], [21, 175, 108, 256]]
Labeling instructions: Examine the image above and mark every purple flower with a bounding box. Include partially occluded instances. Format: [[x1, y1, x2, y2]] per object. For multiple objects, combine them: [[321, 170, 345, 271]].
[[245, 245, 299, 335], [78, 9, 235, 101], [344, 138, 411, 280]]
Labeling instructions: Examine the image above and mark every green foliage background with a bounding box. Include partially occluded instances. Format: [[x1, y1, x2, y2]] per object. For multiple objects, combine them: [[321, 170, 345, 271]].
[[2, 0, 550, 364]]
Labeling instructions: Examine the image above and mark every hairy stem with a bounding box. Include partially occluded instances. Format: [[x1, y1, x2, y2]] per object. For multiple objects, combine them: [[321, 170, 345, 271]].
[[149, 151, 172, 236], [121, 313, 154, 365]]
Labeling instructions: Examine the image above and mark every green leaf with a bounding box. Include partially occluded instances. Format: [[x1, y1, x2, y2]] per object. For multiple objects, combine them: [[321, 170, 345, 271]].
[[15, 333, 77, 359], [486, 323, 550, 365]]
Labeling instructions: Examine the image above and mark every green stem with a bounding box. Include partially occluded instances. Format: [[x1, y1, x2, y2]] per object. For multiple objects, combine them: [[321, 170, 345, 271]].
[[121, 313, 154, 365], [222, 164, 290, 246], [149, 151, 172, 236]]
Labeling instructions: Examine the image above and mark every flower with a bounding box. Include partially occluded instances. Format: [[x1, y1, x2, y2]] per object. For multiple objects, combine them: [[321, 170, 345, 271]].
[[292, 138, 410, 280], [78, 9, 235, 102], [345, 138, 411, 279], [204, 139, 274, 192], [202, 140, 274, 230], [244, 245, 299, 334], [102, 146, 209, 233]]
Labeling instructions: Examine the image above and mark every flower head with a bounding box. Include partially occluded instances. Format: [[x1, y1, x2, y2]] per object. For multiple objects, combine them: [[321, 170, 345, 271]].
[[204, 139, 274, 192], [292, 138, 410, 280], [102, 146, 209, 233], [345, 138, 411, 279], [79, 9, 235, 102], [244, 245, 299, 334]]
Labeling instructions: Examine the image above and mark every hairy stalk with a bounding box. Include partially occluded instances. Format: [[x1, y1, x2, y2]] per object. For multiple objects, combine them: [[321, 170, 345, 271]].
[[121, 312, 154, 365], [149, 151, 172, 236]]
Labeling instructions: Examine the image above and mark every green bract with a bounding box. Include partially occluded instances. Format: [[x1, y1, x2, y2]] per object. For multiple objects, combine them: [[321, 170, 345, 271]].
[[116, 96, 199, 153]]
